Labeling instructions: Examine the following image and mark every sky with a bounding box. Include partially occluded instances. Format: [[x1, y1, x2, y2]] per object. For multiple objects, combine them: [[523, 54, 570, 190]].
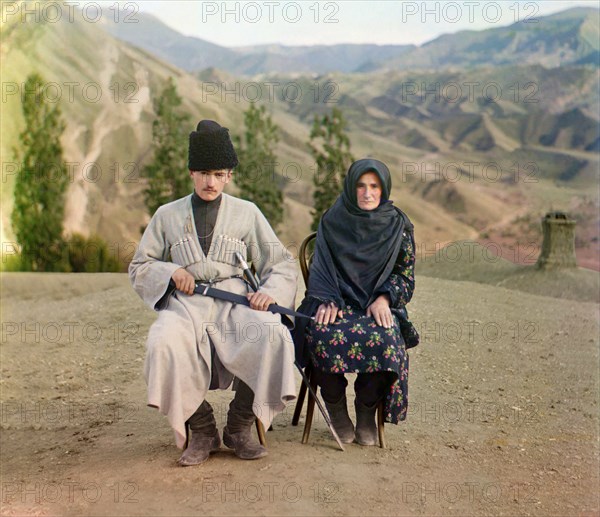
[[133, 0, 599, 47]]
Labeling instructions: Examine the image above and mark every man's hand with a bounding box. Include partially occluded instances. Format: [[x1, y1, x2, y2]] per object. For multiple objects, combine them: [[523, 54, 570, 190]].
[[367, 294, 393, 328], [315, 303, 343, 325], [171, 268, 195, 295], [246, 291, 275, 311]]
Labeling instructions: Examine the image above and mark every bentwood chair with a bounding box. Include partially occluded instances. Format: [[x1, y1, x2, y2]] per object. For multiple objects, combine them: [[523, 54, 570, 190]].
[[291, 232, 386, 448], [256, 420, 267, 445]]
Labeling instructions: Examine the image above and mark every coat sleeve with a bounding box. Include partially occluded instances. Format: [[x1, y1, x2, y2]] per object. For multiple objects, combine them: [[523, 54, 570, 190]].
[[128, 207, 183, 311], [245, 206, 298, 310], [375, 227, 416, 309]]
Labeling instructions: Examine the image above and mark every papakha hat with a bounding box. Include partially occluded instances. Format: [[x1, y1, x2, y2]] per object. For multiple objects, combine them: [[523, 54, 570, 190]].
[[188, 120, 239, 171]]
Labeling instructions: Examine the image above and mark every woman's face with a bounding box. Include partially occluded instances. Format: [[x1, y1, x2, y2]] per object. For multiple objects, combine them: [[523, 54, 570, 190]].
[[356, 171, 382, 210]]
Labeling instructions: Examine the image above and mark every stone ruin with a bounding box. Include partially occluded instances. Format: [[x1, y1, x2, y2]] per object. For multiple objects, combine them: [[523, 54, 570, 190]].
[[536, 211, 577, 269]]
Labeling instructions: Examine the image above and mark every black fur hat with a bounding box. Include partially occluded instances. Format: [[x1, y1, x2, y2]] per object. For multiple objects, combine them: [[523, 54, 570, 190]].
[[188, 120, 239, 171]]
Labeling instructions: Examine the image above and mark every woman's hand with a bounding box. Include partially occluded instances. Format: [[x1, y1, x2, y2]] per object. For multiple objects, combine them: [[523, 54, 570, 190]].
[[246, 291, 275, 311], [367, 294, 393, 328], [171, 268, 195, 295], [315, 303, 343, 325]]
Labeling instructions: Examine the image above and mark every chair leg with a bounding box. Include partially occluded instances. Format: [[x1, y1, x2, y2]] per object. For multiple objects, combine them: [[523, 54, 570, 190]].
[[183, 422, 190, 450], [301, 371, 318, 444], [377, 401, 386, 449], [292, 381, 307, 426], [256, 419, 267, 447]]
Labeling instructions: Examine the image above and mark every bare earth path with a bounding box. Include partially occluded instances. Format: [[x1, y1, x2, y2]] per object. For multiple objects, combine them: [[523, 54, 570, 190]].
[[1, 273, 598, 516]]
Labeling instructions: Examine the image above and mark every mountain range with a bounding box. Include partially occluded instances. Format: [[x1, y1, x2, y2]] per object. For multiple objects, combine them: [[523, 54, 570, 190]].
[[103, 7, 599, 74], [2, 1, 599, 269]]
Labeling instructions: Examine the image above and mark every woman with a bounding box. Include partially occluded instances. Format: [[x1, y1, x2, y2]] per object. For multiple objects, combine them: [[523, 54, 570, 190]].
[[294, 158, 418, 446]]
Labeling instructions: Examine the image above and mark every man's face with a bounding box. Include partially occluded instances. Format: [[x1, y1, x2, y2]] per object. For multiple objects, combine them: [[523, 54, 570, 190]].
[[356, 171, 382, 211], [190, 169, 232, 201]]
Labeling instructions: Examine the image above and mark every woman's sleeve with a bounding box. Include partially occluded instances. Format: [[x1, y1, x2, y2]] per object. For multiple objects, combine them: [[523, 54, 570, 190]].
[[377, 228, 416, 309]]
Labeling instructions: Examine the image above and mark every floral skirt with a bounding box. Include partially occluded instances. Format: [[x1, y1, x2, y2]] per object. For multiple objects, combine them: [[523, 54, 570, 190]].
[[306, 305, 409, 423]]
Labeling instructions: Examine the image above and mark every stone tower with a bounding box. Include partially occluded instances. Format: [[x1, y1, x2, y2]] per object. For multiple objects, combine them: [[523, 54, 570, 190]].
[[536, 212, 577, 269]]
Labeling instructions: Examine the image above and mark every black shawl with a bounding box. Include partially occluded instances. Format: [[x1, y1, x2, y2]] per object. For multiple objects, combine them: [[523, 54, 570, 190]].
[[293, 159, 409, 365]]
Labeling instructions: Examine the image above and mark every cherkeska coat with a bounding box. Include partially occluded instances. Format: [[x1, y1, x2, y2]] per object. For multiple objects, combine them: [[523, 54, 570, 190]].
[[129, 193, 298, 448]]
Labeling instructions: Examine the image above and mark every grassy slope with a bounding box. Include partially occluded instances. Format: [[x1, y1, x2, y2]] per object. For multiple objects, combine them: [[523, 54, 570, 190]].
[[418, 240, 599, 301]]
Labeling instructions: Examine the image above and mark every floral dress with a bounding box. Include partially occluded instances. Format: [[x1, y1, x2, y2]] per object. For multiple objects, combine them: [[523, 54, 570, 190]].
[[306, 229, 415, 423]]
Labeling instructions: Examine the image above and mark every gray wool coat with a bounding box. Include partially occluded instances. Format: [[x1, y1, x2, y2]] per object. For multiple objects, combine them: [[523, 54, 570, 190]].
[[129, 193, 298, 448]]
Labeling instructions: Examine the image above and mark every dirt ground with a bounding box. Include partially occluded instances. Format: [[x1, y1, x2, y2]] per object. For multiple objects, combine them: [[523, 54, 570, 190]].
[[1, 272, 598, 517]]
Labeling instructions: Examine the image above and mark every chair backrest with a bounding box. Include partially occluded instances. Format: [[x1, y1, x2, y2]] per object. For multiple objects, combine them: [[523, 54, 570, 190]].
[[298, 232, 317, 286]]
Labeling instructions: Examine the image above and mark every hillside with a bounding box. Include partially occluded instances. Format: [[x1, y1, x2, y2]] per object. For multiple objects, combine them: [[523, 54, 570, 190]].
[[98, 10, 239, 73], [1, 0, 189, 247], [418, 241, 600, 303], [378, 7, 600, 72], [1, 2, 598, 271], [0, 1, 318, 252], [102, 11, 416, 75], [103, 7, 599, 75], [265, 66, 599, 265]]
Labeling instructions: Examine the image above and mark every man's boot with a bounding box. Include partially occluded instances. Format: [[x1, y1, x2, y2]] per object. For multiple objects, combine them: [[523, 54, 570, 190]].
[[354, 398, 378, 446], [178, 401, 221, 466], [223, 380, 267, 460], [324, 395, 355, 444], [222, 425, 267, 460]]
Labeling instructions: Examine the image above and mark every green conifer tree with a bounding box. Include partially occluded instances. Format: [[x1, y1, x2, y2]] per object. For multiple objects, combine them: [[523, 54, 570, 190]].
[[308, 107, 354, 230], [235, 103, 284, 229], [142, 77, 191, 214], [11, 73, 70, 271]]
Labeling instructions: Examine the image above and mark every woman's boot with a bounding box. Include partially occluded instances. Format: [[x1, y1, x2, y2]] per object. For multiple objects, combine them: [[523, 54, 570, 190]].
[[324, 395, 355, 443], [354, 399, 378, 446]]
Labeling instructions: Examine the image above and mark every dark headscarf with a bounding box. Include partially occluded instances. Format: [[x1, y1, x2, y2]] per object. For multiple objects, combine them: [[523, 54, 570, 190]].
[[308, 158, 405, 309]]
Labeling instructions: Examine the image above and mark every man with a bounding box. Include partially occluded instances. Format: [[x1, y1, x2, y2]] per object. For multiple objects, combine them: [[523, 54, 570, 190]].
[[129, 120, 297, 466]]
